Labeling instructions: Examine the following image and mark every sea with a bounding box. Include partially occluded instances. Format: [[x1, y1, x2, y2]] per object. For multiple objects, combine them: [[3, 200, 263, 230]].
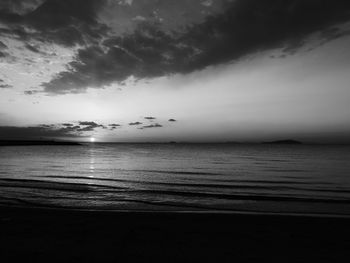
[[1, 143, 350, 216]]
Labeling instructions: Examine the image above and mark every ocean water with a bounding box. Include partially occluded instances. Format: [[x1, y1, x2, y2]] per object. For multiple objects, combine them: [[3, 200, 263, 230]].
[[0, 143, 350, 216]]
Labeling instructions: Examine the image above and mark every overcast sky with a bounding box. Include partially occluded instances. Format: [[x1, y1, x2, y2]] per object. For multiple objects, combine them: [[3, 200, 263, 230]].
[[0, 0, 350, 143]]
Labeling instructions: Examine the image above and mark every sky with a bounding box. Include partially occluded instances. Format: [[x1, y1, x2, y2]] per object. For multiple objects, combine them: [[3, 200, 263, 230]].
[[0, 0, 350, 143]]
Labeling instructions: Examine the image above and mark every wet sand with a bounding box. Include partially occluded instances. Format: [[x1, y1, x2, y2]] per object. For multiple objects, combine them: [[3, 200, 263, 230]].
[[1, 206, 350, 262]]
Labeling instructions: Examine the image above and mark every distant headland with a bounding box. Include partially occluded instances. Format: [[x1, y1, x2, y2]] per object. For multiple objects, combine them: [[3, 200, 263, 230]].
[[262, 139, 302, 145], [0, 140, 82, 146]]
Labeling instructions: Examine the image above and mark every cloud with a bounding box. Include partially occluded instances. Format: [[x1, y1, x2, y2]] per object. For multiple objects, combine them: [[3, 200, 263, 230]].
[[141, 123, 162, 129], [118, 0, 133, 6], [0, 0, 108, 47], [41, 44, 145, 93], [144, 116, 156, 120], [79, 121, 99, 126], [0, 84, 12, 89], [201, 0, 213, 7], [24, 90, 40, 95], [0, 41, 7, 49], [0, 120, 170, 139], [0, 79, 12, 89], [25, 43, 41, 53], [77, 126, 95, 132], [0, 51, 8, 58], [129, 121, 142, 126], [109, 123, 121, 130], [0, 124, 83, 139], [78, 121, 106, 131], [0, 0, 45, 15], [39, 0, 350, 94], [1, 0, 350, 94], [168, 119, 177, 122], [132, 15, 146, 22]]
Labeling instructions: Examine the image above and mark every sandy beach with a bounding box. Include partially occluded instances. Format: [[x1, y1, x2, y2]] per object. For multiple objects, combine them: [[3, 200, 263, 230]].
[[1, 206, 350, 262]]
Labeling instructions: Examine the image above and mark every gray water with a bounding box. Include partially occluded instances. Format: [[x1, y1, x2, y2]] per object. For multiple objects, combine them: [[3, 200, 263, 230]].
[[1, 143, 350, 216]]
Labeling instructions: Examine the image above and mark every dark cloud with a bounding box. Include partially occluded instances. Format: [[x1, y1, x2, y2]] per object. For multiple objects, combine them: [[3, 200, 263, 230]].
[[0, 84, 12, 89], [79, 121, 98, 126], [144, 116, 156, 120], [4, 122, 110, 136], [25, 43, 41, 53], [0, 51, 8, 58], [59, 125, 81, 132], [109, 123, 121, 129], [108, 123, 121, 130], [77, 126, 94, 132], [1, 1, 350, 94], [0, 0, 44, 15], [24, 90, 40, 95], [0, 41, 7, 49], [0, 0, 108, 47], [0, 79, 12, 89], [42, 44, 143, 93], [40, 0, 350, 94], [129, 122, 142, 126], [0, 125, 82, 139], [141, 123, 163, 129], [168, 119, 177, 122], [78, 121, 106, 131]]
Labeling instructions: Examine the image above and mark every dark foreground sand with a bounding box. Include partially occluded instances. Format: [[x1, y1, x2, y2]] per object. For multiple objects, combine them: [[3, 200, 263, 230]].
[[1, 207, 350, 262]]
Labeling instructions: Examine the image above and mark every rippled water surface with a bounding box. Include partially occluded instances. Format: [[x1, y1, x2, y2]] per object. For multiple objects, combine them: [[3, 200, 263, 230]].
[[1, 143, 350, 215]]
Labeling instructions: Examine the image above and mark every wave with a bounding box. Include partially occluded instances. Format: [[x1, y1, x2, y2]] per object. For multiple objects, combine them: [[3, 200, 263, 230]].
[[263, 168, 309, 172], [0, 194, 233, 211], [126, 169, 223, 176], [36, 175, 347, 194], [2, 191, 350, 214], [0, 178, 128, 192], [39, 174, 333, 186], [2, 178, 350, 205], [123, 189, 350, 204]]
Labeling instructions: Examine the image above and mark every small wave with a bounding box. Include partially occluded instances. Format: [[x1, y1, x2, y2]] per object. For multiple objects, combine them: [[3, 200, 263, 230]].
[[263, 168, 309, 172], [16, 177, 347, 205], [40, 174, 331, 186], [0, 195, 60, 208], [0, 178, 128, 193], [201, 178, 332, 185], [37, 175, 347, 194], [124, 189, 350, 204], [125, 169, 223, 176], [265, 159, 292, 163]]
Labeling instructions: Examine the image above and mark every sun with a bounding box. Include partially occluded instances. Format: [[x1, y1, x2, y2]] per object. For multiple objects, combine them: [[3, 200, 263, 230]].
[[90, 137, 95, 142]]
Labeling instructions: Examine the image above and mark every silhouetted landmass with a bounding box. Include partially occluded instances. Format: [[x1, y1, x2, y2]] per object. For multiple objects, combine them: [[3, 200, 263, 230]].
[[263, 139, 302, 145], [0, 140, 81, 146]]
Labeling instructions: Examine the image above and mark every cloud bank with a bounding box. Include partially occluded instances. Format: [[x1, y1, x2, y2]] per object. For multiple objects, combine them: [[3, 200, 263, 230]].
[[1, 0, 350, 94], [41, 0, 350, 94]]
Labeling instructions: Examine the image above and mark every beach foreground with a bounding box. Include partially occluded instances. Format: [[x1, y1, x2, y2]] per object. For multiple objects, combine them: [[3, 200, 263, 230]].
[[1, 207, 350, 262]]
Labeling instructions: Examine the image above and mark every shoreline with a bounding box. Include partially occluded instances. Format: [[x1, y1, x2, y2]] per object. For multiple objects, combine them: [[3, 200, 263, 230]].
[[1, 205, 350, 262]]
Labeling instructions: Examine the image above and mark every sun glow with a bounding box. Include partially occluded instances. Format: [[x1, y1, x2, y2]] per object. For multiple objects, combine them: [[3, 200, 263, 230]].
[[90, 137, 95, 142]]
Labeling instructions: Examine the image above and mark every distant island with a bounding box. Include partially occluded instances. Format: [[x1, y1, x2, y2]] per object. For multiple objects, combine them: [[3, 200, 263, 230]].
[[262, 139, 302, 145], [0, 140, 82, 146]]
